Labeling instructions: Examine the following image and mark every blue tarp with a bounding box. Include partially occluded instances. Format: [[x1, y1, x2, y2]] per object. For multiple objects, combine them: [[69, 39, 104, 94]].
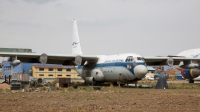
[[174, 74, 183, 80]]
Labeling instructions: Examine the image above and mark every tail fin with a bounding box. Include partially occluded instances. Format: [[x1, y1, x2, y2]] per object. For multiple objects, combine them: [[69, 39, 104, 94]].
[[72, 19, 83, 55]]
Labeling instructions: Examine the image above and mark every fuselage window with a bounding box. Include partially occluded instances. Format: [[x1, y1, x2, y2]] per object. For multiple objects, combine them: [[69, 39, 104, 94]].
[[127, 64, 132, 69], [139, 57, 146, 65], [142, 58, 145, 61], [137, 57, 145, 62]]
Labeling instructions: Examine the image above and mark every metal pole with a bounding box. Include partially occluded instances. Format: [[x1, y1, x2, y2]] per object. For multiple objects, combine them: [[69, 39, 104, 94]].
[[10, 65, 13, 84], [4, 75, 6, 83], [11, 65, 13, 76], [9, 75, 11, 84]]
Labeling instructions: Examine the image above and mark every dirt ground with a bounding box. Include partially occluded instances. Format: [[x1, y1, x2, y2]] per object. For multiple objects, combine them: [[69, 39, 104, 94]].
[[0, 83, 10, 89], [0, 83, 200, 112]]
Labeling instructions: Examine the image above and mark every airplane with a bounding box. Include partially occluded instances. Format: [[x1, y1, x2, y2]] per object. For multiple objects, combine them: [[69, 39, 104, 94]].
[[0, 19, 200, 85], [176, 48, 200, 83], [144, 49, 200, 83]]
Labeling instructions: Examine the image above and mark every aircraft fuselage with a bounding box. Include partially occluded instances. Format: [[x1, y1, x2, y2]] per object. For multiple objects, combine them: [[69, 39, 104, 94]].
[[76, 53, 148, 83]]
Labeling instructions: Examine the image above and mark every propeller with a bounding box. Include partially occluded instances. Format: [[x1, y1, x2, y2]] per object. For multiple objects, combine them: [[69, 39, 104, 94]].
[[39, 53, 48, 65], [167, 57, 174, 67], [75, 55, 82, 66]]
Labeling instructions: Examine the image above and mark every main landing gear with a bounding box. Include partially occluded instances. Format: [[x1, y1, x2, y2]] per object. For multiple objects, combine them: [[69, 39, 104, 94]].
[[188, 79, 194, 83]]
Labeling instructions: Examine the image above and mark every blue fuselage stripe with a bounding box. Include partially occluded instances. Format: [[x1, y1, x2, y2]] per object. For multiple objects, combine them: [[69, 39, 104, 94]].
[[77, 62, 145, 74]]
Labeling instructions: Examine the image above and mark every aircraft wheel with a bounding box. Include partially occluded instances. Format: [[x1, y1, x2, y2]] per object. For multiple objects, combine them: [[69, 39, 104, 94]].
[[112, 82, 118, 86], [189, 79, 194, 83], [120, 84, 125, 86], [93, 81, 99, 86]]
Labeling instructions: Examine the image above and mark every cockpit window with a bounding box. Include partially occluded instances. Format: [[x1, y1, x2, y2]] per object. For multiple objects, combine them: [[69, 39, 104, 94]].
[[125, 56, 133, 62], [137, 57, 145, 61], [126, 56, 145, 62]]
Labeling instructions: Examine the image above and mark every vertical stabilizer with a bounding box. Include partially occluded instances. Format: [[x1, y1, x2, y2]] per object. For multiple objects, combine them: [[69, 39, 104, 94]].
[[72, 19, 83, 55]]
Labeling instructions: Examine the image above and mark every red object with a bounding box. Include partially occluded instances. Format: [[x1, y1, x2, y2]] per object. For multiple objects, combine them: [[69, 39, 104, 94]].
[[96, 72, 98, 75], [180, 69, 186, 78]]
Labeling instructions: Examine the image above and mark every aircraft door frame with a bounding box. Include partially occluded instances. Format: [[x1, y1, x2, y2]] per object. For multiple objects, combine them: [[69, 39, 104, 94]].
[[100, 64, 103, 72], [126, 63, 134, 73], [126, 63, 132, 69]]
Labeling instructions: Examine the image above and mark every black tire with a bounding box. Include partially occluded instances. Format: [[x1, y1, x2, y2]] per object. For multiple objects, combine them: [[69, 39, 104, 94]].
[[10, 85, 21, 90], [93, 86, 101, 90], [189, 79, 194, 83], [73, 84, 78, 89], [93, 80, 97, 86], [112, 82, 118, 86]]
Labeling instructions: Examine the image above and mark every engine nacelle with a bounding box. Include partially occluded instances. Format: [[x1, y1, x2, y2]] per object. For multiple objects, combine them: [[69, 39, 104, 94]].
[[10, 60, 21, 66], [75, 55, 82, 66], [39, 53, 48, 65], [181, 68, 200, 79], [85, 77, 94, 83], [91, 69, 104, 81]]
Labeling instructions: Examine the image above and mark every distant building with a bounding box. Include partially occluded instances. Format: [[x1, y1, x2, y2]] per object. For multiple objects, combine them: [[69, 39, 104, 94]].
[[2, 61, 32, 77], [146, 66, 155, 77], [2, 60, 83, 83], [32, 64, 83, 82]]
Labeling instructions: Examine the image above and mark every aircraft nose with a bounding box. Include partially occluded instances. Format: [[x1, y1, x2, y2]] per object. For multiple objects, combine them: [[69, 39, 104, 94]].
[[134, 65, 148, 79]]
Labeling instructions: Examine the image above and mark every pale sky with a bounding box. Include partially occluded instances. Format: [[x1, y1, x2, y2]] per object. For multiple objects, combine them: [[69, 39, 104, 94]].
[[0, 0, 200, 59]]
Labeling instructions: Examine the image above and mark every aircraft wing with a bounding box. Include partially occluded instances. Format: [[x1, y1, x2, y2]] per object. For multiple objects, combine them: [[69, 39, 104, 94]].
[[143, 56, 200, 66], [0, 52, 98, 65]]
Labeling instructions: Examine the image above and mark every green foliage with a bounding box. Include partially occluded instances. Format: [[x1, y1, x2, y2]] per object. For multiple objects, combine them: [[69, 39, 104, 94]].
[[41, 86, 47, 91], [45, 82, 56, 87], [74, 81, 88, 86]]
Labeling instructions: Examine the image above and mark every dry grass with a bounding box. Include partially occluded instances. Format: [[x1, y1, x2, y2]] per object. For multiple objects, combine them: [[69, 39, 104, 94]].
[[1, 80, 200, 111], [138, 80, 200, 89], [1, 86, 200, 112]]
